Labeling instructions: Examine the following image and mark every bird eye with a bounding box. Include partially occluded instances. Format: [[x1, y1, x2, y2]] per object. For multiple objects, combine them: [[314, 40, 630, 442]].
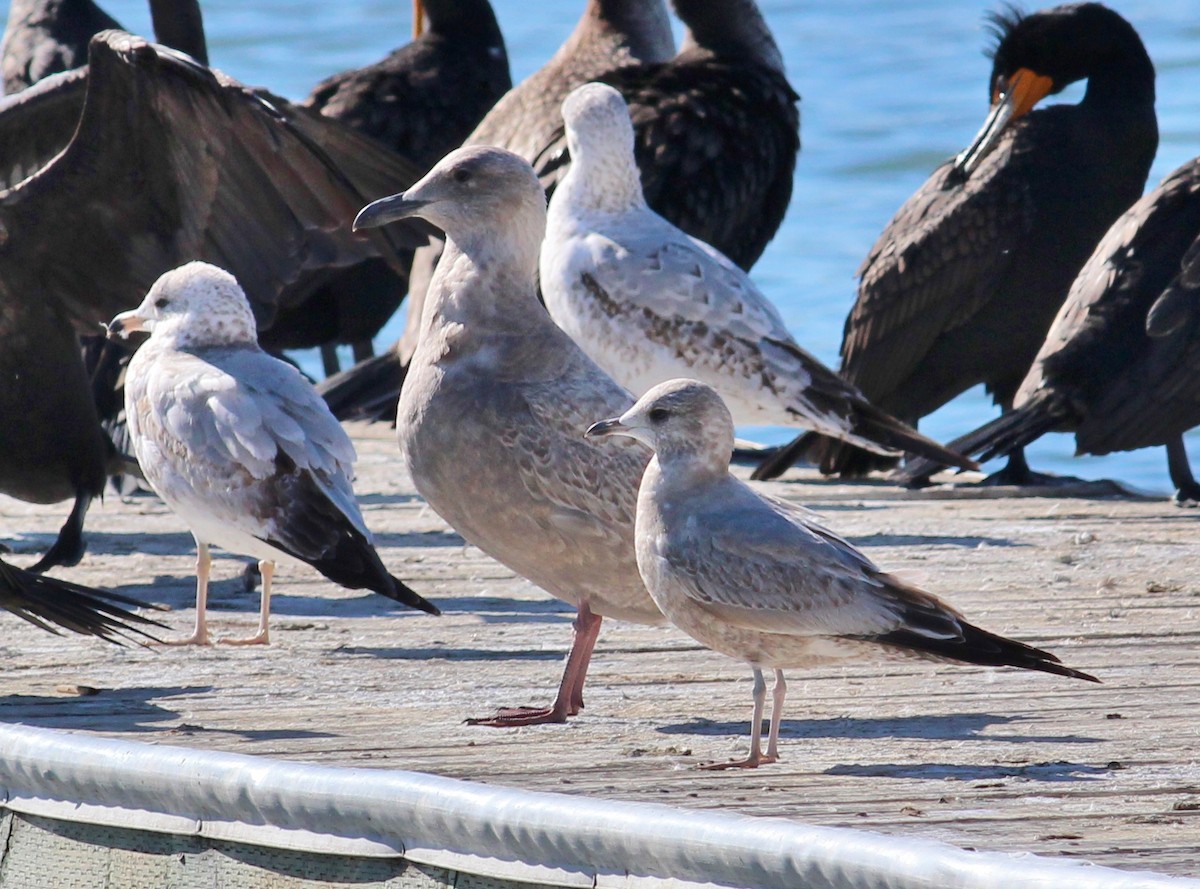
[[154, 297, 169, 309], [453, 168, 472, 184], [648, 407, 670, 424]]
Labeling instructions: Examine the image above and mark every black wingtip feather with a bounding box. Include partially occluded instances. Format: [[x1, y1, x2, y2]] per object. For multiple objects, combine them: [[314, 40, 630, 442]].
[[873, 622, 1099, 684]]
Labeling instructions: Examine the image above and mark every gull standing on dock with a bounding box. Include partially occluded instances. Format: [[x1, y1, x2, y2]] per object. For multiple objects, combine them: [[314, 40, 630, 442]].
[[110, 262, 439, 646], [588, 379, 1098, 769], [354, 147, 665, 726], [542, 84, 975, 474]]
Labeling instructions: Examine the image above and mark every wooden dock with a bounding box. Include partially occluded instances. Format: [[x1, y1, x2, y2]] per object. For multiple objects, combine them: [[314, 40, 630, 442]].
[[2, 424, 1199, 879]]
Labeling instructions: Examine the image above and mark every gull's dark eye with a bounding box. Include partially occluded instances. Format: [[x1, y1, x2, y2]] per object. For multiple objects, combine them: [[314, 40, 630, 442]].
[[453, 168, 472, 184], [648, 407, 670, 424], [154, 297, 169, 309]]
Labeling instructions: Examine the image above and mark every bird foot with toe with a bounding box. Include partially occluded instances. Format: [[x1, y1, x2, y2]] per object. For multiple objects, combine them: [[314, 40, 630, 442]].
[[217, 629, 270, 646], [465, 705, 573, 727], [161, 630, 211, 646], [699, 752, 777, 771]]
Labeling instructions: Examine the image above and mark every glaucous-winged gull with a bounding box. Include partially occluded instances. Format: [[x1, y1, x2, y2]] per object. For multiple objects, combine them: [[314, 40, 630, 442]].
[[542, 83, 976, 476], [587, 378, 1098, 769], [109, 262, 439, 646], [353, 146, 665, 726]]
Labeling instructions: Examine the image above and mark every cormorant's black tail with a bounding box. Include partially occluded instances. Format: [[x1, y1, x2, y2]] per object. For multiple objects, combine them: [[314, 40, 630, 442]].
[[893, 397, 1069, 486], [0, 556, 164, 644], [317, 350, 406, 423], [750, 402, 977, 482]]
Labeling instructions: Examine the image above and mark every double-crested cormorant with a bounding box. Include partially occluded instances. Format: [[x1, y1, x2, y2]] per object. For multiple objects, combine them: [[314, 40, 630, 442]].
[[110, 263, 438, 645], [542, 83, 972, 472], [0, 554, 162, 643], [895, 155, 1200, 501], [0, 31, 423, 571], [586, 379, 1096, 770], [301, 0, 511, 376], [769, 3, 1157, 482], [305, 0, 510, 171], [2, 0, 207, 94]]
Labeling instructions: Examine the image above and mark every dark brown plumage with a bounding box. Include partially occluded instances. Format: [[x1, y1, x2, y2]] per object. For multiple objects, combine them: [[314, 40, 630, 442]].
[[2, 0, 207, 95], [774, 3, 1156, 482], [305, 0, 510, 171], [0, 554, 162, 643], [895, 155, 1200, 501], [319, 0, 677, 420], [0, 31, 423, 570]]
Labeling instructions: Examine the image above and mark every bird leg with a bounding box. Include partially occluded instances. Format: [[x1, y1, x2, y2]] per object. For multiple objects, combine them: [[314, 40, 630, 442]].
[[164, 542, 211, 645], [701, 667, 779, 770], [765, 669, 787, 762], [978, 447, 1064, 487], [467, 601, 603, 727], [1167, 437, 1200, 506], [28, 491, 91, 573], [219, 559, 273, 645]]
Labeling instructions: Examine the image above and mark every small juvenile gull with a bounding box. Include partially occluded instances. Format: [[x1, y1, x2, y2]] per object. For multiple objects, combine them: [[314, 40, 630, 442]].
[[542, 83, 976, 476], [353, 146, 664, 726], [587, 378, 1097, 769], [109, 262, 439, 646]]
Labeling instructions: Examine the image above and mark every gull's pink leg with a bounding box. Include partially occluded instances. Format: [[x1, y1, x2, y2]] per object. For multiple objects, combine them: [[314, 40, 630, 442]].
[[220, 559, 273, 645], [163, 542, 211, 646], [468, 602, 603, 727]]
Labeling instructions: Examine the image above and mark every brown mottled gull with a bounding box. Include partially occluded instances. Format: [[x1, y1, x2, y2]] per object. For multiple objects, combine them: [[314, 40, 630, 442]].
[[587, 378, 1098, 768], [353, 147, 664, 726], [109, 262, 438, 646]]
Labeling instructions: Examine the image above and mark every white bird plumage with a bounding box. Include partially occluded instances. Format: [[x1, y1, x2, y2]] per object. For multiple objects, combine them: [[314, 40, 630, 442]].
[[112, 261, 437, 645], [587, 378, 1097, 768], [542, 83, 976, 475]]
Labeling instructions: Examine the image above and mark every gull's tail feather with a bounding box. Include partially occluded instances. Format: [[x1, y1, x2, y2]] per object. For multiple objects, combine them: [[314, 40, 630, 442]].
[[0, 557, 164, 644], [872, 621, 1098, 683], [317, 350, 406, 423]]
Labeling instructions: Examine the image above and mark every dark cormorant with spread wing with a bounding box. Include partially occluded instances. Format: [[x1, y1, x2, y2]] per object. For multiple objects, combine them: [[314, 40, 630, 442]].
[[755, 3, 1157, 482], [894, 155, 1200, 501], [0, 31, 423, 571]]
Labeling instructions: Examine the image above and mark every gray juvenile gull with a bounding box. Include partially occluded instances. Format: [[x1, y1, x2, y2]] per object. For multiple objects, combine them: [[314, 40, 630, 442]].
[[587, 379, 1098, 768], [110, 262, 439, 646], [353, 146, 665, 726], [543, 84, 975, 474]]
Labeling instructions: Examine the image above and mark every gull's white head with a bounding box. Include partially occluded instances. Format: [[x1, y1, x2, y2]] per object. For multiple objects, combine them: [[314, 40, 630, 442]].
[[108, 261, 258, 347], [587, 378, 734, 476], [558, 82, 645, 214], [354, 146, 546, 267]]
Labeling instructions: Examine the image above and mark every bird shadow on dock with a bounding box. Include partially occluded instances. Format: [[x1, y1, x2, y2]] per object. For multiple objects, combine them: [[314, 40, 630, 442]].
[[824, 760, 1112, 783], [658, 712, 1103, 746], [0, 685, 209, 733], [329, 644, 568, 662], [846, 533, 1020, 549]]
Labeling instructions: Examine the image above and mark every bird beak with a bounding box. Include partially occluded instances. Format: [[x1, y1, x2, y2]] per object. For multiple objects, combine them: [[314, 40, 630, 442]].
[[952, 67, 1054, 180], [585, 417, 627, 439], [413, 0, 425, 39], [353, 192, 431, 231], [107, 309, 145, 339]]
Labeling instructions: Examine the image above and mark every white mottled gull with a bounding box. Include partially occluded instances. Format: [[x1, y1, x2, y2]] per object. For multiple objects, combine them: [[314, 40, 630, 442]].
[[587, 378, 1097, 769], [109, 261, 438, 646], [542, 83, 975, 475], [353, 146, 664, 726]]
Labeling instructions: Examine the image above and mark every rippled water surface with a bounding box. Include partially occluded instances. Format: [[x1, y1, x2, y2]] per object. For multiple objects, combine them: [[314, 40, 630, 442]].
[[13, 0, 1200, 493]]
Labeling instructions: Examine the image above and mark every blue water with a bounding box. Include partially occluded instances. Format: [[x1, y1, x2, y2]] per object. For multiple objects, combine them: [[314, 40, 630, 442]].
[[16, 0, 1200, 493]]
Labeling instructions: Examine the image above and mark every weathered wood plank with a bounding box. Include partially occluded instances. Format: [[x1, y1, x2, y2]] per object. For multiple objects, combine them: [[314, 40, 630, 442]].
[[1, 426, 1199, 877]]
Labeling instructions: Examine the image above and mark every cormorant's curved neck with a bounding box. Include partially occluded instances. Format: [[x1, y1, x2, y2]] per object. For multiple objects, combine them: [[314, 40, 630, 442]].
[[1080, 42, 1155, 113], [148, 0, 207, 65], [674, 0, 784, 75], [584, 0, 674, 65]]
